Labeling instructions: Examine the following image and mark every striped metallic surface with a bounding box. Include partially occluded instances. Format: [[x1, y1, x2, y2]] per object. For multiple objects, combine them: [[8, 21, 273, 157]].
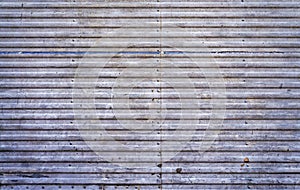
[[0, 0, 300, 189]]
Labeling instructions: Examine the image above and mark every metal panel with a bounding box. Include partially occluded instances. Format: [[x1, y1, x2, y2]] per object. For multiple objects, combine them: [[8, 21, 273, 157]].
[[0, 0, 299, 189]]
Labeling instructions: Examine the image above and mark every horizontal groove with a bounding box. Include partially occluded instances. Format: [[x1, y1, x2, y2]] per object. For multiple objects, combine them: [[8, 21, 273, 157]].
[[1, 171, 299, 175], [1, 76, 299, 78], [0, 183, 297, 186], [2, 26, 300, 29], [0, 2, 299, 8], [2, 36, 300, 39], [0, 183, 160, 186], [1, 51, 299, 54], [0, 150, 298, 153], [4, 6, 299, 9], [2, 46, 300, 48], [2, 119, 299, 121], [158, 183, 298, 186], [1, 46, 300, 49], [1, 55, 300, 59], [1, 108, 299, 110], [1, 6, 300, 9], [0, 87, 299, 89], [1, 129, 299, 131], [1, 98, 299, 100], [2, 140, 300, 142], [1, 25, 300, 29], [0, 65, 299, 68], [1, 161, 298, 164], [1, 67, 299, 69], [0, 84, 291, 87], [1, 134, 299, 138], [2, 16, 300, 19]]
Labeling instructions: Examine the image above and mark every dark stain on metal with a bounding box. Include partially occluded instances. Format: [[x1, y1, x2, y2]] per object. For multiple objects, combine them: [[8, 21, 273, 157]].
[[176, 168, 182, 173]]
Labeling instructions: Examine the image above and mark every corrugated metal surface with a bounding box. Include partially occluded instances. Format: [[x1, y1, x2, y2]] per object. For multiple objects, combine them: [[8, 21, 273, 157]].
[[0, 0, 300, 189]]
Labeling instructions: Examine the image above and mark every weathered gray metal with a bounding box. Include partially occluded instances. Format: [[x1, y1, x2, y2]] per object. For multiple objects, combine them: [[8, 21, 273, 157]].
[[0, 0, 300, 189]]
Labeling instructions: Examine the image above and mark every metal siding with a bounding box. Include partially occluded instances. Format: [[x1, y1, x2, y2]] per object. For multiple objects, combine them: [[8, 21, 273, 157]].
[[0, 0, 300, 189]]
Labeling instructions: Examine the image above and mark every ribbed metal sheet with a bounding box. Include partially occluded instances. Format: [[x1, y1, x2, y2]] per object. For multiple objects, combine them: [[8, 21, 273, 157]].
[[0, 0, 300, 189]]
